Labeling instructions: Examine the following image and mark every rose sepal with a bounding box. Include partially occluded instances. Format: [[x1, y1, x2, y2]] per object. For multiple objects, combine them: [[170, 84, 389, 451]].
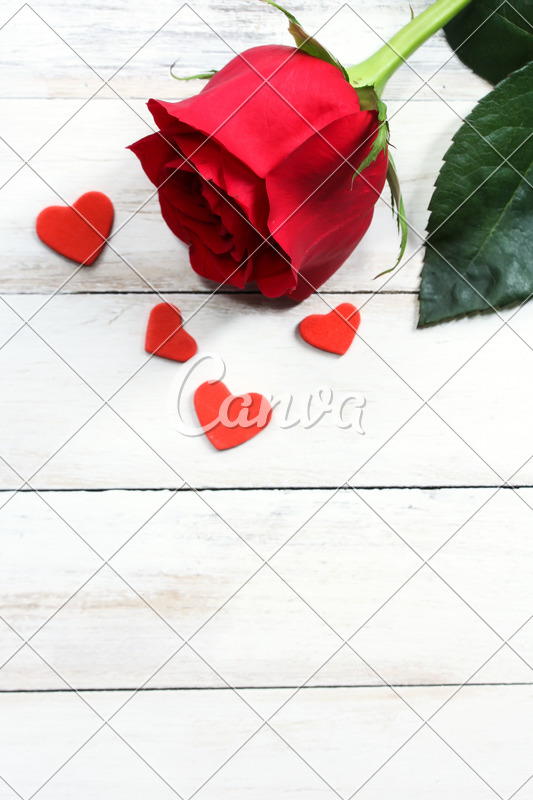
[[170, 65, 218, 81], [261, 0, 349, 80]]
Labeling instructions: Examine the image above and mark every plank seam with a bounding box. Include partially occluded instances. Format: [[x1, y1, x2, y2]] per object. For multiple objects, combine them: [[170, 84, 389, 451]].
[[0, 485, 531, 493], [1, 682, 531, 693]]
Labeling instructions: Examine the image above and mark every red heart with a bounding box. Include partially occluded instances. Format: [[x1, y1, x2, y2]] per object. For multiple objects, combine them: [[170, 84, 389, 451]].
[[36, 191, 114, 265], [145, 303, 197, 362], [194, 380, 272, 451], [299, 303, 360, 355]]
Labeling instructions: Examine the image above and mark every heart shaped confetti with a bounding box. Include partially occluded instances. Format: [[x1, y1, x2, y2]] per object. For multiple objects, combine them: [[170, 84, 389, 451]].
[[194, 380, 272, 451], [299, 302, 361, 355], [145, 302, 197, 362], [36, 191, 114, 265]]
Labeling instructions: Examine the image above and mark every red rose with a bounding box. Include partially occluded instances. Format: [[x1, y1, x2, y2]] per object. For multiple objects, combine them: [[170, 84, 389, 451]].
[[128, 44, 387, 300]]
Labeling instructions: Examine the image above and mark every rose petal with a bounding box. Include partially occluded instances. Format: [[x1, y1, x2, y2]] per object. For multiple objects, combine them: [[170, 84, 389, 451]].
[[163, 124, 270, 236], [148, 46, 360, 179], [127, 130, 177, 185], [188, 230, 251, 287], [253, 244, 297, 297], [265, 113, 387, 298]]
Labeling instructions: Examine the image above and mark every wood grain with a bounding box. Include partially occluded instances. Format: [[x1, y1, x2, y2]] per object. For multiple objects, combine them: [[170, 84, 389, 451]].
[[0, 94, 476, 294], [1, 292, 532, 489], [0, 1, 523, 794], [1, 488, 533, 692], [0, 1, 490, 101], [0, 684, 531, 799]]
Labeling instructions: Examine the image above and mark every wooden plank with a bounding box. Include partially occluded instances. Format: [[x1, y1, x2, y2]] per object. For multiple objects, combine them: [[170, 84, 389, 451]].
[[1, 292, 532, 489], [0, 4, 528, 796], [0, 0, 490, 299], [0, 93, 473, 295], [1, 488, 533, 693], [0, 1, 490, 101], [0, 684, 531, 799]]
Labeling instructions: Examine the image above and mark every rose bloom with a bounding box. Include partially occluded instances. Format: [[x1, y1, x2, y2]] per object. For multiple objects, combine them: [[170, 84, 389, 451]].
[[129, 44, 387, 300]]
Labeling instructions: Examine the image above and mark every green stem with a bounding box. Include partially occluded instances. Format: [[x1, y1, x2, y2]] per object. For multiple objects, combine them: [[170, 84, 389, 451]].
[[346, 0, 473, 94]]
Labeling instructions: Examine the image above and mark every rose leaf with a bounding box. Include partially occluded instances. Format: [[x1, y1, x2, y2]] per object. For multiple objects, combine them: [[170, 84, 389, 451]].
[[444, 0, 533, 85], [419, 61, 533, 326]]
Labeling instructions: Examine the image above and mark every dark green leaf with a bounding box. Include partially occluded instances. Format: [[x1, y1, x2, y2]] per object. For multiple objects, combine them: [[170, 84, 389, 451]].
[[444, 0, 533, 85], [261, 0, 349, 80], [419, 62, 533, 327]]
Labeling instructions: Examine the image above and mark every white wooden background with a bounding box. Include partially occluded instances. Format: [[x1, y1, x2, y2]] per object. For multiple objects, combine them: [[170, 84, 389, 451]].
[[1, 0, 533, 798]]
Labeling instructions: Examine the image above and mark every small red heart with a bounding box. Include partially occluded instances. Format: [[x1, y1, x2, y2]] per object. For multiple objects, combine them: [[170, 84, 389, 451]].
[[145, 303, 197, 362], [36, 191, 114, 265], [299, 303, 361, 355], [194, 380, 272, 451]]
